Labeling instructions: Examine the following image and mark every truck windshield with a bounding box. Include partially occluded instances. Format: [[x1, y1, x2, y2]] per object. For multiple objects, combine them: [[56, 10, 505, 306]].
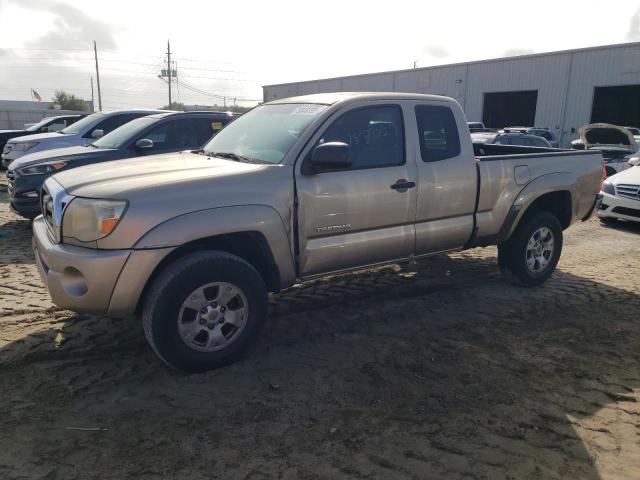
[[202, 103, 328, 164], [60, 112, 104, 135], [93, 117, 156, 149]]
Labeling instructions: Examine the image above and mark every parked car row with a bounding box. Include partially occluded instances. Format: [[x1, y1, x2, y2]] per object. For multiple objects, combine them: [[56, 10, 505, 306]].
[[5, 110, 237, 218], [2, 109, 165, 167], [28, 92, 604, 372], [470, 127, 554, 148], [0, 114, 86, 165]]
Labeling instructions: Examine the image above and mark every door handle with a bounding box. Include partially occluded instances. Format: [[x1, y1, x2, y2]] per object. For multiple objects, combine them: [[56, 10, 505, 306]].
[[390, 179, 416, 191]]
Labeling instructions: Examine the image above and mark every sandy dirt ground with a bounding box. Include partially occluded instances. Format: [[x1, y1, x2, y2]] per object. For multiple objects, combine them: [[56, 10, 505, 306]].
[[1, 171, 639, 480]]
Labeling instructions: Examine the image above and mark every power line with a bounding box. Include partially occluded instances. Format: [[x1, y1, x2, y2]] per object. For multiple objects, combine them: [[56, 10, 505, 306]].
[[176, 79, 260, 102]]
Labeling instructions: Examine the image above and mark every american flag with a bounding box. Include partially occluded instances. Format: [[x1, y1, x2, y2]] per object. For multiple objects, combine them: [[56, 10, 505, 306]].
[[31, 89, 42, 102]]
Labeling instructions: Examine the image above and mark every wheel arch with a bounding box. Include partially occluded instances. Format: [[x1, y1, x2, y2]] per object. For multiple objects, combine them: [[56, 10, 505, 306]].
[[120, 205, 295, 316], [497, 173, 577, 243]]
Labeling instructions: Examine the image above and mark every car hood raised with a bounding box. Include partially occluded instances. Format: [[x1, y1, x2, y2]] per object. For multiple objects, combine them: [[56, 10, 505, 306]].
[[579, 123, 637, 153], [8, 145, 115, 170], [52, 150, 271, 198]]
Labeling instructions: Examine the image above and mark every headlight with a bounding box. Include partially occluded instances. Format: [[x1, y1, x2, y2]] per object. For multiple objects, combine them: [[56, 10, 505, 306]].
[[13, 142, 40, 152], [17, 162, 67, 176], [627, 155, 640, 166], [602, 180, 615, 195], [62, 198, 128, 242]]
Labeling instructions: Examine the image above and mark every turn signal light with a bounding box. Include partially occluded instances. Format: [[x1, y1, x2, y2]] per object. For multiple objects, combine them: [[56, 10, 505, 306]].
[[100, 218, 119, 235]]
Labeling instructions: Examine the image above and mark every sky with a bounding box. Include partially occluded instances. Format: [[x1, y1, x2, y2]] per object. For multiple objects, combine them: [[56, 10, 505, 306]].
[[0, 0, 639, 110]]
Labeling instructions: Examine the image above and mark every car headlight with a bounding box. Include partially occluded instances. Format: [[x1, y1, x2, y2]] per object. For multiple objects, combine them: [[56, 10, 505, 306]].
[[602, 180, 615, 195], [627, 155, 640, 166], [62, 198, 128, 242], [17, 162, 67, 176], [13, 142, 40, 152]]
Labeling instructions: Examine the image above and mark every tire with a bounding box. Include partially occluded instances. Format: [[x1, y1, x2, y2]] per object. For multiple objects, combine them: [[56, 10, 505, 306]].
[[142, 251, 268, 373], [498, 210, 563, 287]]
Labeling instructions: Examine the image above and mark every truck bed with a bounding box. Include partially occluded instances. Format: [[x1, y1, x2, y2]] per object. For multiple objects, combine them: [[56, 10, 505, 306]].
[[470, 143, 603, 245]]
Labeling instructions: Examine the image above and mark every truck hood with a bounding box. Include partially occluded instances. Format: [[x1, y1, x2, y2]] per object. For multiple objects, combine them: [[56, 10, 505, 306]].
[[8, 145, 115, 170], [52, 150, 270, 198], [579, 123, 637, 153]]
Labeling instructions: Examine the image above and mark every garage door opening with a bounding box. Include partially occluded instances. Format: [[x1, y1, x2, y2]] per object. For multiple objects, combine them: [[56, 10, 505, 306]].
[[591, 85, 640, 127], [482, 90, 538, 129]]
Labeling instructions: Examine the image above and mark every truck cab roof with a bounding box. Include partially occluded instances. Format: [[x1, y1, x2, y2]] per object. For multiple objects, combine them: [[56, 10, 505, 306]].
[[267, 92, 459, 106]]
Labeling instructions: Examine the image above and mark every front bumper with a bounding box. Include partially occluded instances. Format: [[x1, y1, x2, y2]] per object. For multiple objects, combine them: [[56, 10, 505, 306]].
[[7, 170, 49, 218], [1, 149, 24, 163], [597, 192, 640, 223], [32, 217, 173, 316]]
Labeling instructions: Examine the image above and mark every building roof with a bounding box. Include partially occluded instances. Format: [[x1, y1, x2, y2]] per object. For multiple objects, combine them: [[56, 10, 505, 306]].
[[263, 41, 640, 88]]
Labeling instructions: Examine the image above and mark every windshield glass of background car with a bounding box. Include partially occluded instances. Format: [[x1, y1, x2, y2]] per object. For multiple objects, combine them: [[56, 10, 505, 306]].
[[26, 117, 54, 132], [202, 103, 328, 164], [60, 112, 104, 135], [93, 117, 156, 149]]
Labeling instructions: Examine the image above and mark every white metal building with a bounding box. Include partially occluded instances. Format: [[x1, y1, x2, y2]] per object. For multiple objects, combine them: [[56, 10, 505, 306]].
[[263, 42, 640, 147]]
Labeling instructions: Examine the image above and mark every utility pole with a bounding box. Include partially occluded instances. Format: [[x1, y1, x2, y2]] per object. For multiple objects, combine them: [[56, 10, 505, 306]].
[[166, 40, 172, 107], [90, 76, 95, 112], [93, 41, 102, 111]]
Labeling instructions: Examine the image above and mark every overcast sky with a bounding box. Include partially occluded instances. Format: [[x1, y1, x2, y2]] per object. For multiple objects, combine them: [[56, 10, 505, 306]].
[[1, 0, 639, 110]]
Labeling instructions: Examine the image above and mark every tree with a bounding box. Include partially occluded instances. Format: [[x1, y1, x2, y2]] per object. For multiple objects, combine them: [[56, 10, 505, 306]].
[[50, 90, 88, 111], [160, 102, 252, 113], [161, 102, 187, 111]]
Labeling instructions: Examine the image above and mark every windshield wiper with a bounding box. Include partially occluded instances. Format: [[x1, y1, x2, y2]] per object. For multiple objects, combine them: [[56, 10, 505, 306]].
[[207, 151, 267, 164]]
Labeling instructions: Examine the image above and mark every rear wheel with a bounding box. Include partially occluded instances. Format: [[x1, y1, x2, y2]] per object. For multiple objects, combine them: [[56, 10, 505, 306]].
[[498, 210, 563, 287], [142, 251, 268, 372]]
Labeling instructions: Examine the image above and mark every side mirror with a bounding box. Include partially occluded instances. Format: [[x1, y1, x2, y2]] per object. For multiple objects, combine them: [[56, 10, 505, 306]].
[[134, 138, 154, 150], [310, 142, 351, 172], [91, 129, 104, 139]]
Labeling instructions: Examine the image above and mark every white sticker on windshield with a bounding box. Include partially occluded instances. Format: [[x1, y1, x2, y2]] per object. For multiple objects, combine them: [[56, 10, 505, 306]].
[[290, 105, 326, 116]]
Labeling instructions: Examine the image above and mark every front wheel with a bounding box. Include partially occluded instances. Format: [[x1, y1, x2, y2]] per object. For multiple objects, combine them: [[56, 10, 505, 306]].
[[142, 251, 268, 372], [498, 210, 563, 287]]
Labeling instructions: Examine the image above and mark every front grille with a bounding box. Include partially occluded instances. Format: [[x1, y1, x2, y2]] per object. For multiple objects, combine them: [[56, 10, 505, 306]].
[[41, 187, 55, 235], [612, 206, 640, 219], [616, 184, 640, 201]]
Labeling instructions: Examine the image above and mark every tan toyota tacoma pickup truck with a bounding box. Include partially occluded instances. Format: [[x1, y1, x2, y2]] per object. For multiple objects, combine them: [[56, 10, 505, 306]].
[[33, 93, 604, 372]]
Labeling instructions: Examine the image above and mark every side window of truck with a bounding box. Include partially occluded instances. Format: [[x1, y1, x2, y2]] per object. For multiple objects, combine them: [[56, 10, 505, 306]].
[[415, 105, 460, 162], [316, 105, 405, 170]]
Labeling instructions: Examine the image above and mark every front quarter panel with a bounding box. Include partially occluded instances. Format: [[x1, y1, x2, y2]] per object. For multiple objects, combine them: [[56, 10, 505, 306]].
[[133, 205, 296, 288]]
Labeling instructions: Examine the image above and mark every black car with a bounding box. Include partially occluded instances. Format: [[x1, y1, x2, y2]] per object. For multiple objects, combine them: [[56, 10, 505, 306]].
[[0, 114, 85, 168], [7, 111, 237, 218]]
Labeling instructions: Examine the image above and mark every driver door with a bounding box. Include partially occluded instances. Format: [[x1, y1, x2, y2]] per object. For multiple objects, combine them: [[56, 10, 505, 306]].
[[295, 103, 417, 276]]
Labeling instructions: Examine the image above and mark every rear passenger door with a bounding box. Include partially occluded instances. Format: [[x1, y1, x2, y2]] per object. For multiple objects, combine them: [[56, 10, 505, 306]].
[[412, 102, 478, 255], [296, 102, 417, 276]]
